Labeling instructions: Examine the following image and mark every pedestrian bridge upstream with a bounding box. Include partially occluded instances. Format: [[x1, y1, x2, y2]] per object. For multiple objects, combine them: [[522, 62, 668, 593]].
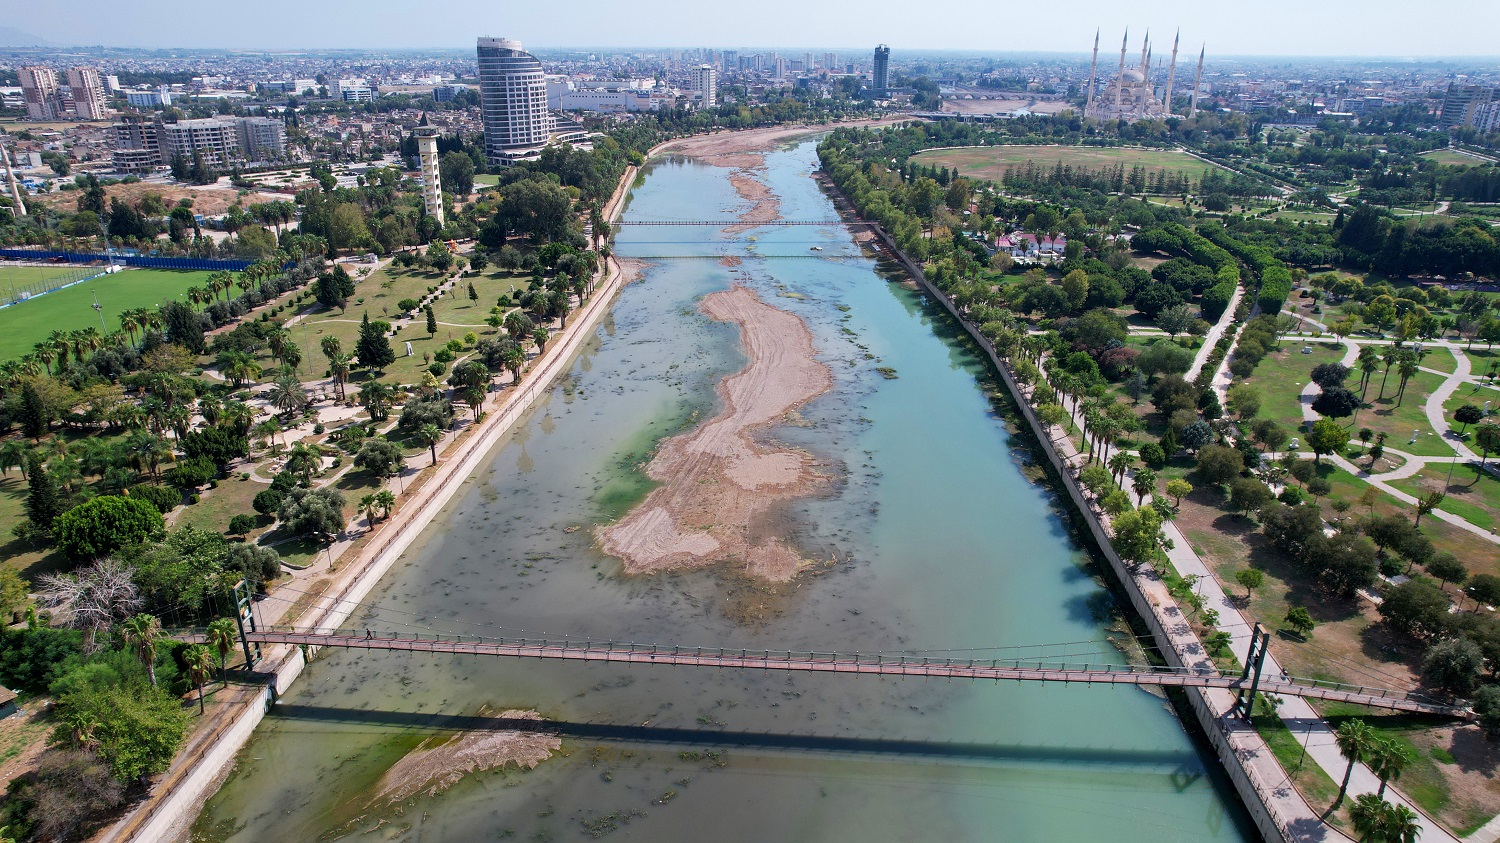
[[172, 627, 1466, 718]]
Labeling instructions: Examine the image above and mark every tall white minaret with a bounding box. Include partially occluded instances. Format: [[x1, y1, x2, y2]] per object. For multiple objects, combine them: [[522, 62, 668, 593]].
[[1115, 29, 1128, 111], [1084, 29, 1100, 115], [1163, 30, 1180, 116], [1139, 30, 1150, 75], [1189, 44, 1205, 117], [413, 114, 444, 228], [1, 138, 24, 219]]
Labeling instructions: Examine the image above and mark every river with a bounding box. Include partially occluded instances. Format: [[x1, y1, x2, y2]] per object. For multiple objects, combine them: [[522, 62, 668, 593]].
[[193, 138, 1252, 842]]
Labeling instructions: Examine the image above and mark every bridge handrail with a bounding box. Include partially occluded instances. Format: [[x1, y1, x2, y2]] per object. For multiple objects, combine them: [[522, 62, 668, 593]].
[[166, 626, 1459, 712]]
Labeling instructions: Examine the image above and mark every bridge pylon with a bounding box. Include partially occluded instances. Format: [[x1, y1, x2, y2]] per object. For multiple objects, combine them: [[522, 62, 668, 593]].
[[231, 579, 262, 669], [1231, 623, 1270, 722]]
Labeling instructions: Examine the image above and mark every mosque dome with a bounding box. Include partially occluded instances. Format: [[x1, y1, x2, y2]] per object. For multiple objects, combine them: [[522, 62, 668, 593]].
[[1122, 69, 1145, 83]]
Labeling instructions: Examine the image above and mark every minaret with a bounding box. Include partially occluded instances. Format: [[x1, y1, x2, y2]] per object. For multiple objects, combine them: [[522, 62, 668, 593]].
[[1084, 29, 1100, 115], [1139, 30, 1150, 75], [1115, 29, 1128, 111], [0, 137, 24, 219], [414, 113, 444, 228], [1189, 45, 1205, 117], [1163, 30, 1180, 116]]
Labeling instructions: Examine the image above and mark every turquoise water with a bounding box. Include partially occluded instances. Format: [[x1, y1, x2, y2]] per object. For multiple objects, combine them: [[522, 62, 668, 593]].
[[193, 140, 1251, 842]]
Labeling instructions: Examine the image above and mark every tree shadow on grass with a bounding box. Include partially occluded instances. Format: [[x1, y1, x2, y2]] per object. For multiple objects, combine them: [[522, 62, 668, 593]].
[[1447, 725, 1500, 777], [0, 539, 69, 580], [1357, 621, 1426, 674], [1205, 508, 1365, 627]]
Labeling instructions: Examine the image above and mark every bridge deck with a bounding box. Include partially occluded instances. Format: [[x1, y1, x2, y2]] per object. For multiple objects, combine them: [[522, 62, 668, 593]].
[[614, 220, 855, 226], [176, 629, 1465, 718]]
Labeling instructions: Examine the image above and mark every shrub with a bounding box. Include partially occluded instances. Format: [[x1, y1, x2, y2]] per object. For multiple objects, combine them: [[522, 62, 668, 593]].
[[227, 514, 258, 535], [130, 485, 181, 514], [53, 496, 165, 561]]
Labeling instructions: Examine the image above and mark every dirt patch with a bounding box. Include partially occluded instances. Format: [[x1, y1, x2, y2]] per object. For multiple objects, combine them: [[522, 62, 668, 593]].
[[0, 698, 50, 790], [615, 257, 651, 285], [598, 284, 833, 581], [373, 710, 559, 803], [29, 180, 275, 218], [718, 255, 743, 267]]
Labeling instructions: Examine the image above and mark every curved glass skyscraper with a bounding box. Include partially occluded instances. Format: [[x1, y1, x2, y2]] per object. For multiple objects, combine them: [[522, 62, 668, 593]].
[[477, 37, 552, 166]]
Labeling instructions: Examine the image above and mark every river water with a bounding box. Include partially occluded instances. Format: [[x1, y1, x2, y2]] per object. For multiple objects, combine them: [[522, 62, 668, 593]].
[[194, 139, 1252, 842]]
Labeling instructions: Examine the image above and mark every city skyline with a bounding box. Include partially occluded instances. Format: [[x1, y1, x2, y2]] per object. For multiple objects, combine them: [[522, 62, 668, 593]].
[[11, 0, 1500, 57]]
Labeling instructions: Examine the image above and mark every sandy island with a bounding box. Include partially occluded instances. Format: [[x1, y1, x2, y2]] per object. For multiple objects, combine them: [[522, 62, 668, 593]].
[[656, 118, 912, 235], [598, 284, 832, 581], [373, 710, 559, 803]]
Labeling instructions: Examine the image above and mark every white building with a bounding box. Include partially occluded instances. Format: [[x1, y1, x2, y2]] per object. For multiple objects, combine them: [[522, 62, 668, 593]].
[[477, 37, 553, 166], [692, 65, 717, 108], [558, 90, 657, 113], [336, 78, 375, 102], [125, 87, 172, 108]]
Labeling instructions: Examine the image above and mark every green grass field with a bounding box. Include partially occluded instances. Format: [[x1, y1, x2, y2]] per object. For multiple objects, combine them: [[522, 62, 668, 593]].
[[0, 268, 215, 361], [909, 145, 1227, 183], [1420, 149, 1493, 168]]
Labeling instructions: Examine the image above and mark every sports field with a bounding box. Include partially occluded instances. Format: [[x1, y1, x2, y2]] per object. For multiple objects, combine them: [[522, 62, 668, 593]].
[[0, 267, 215, 361], [1419, 148, 1495, 168], [909, 145, 1226, 182]]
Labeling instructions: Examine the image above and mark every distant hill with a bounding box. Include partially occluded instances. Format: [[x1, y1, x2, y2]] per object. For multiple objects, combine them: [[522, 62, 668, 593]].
[[0, 27, 49, 47]]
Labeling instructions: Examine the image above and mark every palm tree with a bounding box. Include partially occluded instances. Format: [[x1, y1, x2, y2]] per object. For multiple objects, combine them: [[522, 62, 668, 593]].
[[0, 441, 27, 478], [416, 423, 443, 465], [360, 493, 380, 525], [184, 644, 214, 714], [1108, 451, 1135, 487], [252, 418, 281, 452], [360, 380, 393, 421], [1377, 347, 1399, 400], [374, 489, 396, 520], [1131, 469, 1157, 506], [264, 324, 289, 365], [1394, 357, 1419, 407], [1370, 737, 1412, 798], [127, 431, 170, 477], [328, 352, 351, 401], [1333, 718, 1377, 808], [284, 442, 320, 484], [269, 376, 308, 416], [218, 350, 262, 387], [121, 613, 163, 686], [206, 617, 239, 685], [31, 342, 55, 375], [119, 309, 142, 345]]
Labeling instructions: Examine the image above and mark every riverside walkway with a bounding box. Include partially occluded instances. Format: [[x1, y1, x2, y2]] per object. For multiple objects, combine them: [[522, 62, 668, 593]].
[[172, 627, 1465, 717]]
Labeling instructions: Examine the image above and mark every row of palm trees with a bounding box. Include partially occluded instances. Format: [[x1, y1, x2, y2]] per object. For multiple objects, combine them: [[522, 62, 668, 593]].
[[119, 613, 243, 714], [1333, 718, 1420, 842], [1356, 345, 1424, 408]]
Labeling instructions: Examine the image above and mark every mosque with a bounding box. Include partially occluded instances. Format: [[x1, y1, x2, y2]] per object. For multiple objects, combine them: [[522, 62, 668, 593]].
[[1083, 29, 1205, 122]]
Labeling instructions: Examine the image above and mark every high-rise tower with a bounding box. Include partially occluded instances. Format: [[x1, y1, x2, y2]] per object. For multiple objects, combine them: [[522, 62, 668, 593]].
[[693, 65, 717, 108], [873, 45, 890, 97], [66, 67, 108, 120], [477, 37, 552, 167], [414, 115, 444, 227]]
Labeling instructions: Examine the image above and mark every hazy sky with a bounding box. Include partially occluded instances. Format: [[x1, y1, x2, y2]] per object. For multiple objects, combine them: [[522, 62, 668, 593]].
[[24, 0, 1500, 57]]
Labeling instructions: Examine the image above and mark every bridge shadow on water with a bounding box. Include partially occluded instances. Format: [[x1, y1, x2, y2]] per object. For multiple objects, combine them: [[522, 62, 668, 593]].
[[271, 704, 1205, 779]]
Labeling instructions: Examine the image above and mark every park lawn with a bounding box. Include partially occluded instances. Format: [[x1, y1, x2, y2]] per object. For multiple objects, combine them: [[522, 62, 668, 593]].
[[1389, 462, 1500, 534], [0, 472, 69, 581], [1253, 700, 1345, 824], [1420, 149, 1485, 167], [474, 173, 502, 188], [908, 145, 1228, 184], [0, 268, 216, 362], [1240, 344, 1347, 433], [1315, 702, 1470, 829], [1357, 368, 1454, 457], [1419, 346, 1459, 375], [1441, 382, 1500, 427], [172, 473, 265, 537], [1316, 462, 1500, 579]]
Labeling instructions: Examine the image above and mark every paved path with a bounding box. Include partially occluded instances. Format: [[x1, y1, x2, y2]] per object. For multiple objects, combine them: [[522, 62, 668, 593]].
[[1188, 284, 1246, 383]]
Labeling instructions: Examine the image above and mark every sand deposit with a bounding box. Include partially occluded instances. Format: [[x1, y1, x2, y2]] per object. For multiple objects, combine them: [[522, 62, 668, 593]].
[[598, 285, 832, 581], [373, 710, 559, 803]]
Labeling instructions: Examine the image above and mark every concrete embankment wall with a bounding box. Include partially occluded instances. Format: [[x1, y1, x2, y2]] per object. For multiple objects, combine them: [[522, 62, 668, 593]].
[[118, 165, 643, 843], [861, 216, 1292, 843]]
